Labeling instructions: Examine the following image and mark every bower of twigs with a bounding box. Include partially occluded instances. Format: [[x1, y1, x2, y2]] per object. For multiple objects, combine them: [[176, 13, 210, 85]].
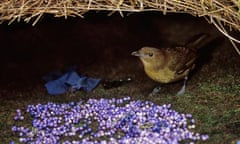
[[0, 0, 240, 53]]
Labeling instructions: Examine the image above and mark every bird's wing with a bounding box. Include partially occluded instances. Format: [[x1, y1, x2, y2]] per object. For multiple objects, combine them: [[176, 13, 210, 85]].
[[167, 47, 197, 74]]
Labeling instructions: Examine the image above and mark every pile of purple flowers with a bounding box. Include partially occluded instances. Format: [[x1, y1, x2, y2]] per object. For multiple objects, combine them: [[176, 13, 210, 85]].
[[11, 97, 208, 144]]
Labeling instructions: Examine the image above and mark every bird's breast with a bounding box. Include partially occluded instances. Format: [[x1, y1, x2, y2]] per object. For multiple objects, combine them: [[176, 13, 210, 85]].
[[144, 67, 176, 83]]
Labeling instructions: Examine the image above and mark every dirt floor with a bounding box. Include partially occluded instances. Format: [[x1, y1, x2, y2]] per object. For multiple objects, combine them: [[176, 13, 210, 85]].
[[0, 12, 240, 143]]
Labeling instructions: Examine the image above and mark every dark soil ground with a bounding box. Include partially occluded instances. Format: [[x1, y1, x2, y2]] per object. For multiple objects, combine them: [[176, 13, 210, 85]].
[[0, 12, 240, 143]]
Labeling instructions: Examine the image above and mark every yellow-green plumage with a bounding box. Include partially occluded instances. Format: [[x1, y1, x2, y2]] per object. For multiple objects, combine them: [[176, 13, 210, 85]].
[[131, 34, 208, 95], [133, 46, 195, 83]]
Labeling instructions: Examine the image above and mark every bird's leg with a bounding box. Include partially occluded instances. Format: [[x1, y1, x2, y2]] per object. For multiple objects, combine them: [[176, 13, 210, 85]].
[[177, 76, 188, 96], [149, 86, 162, 96]]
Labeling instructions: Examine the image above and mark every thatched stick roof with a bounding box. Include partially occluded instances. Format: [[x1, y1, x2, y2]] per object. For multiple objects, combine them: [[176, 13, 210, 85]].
[[0, 0, 240, 54]]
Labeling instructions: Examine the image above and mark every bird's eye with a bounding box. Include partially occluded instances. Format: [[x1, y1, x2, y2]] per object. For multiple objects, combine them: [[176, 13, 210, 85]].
[[149, 53, 153, 57]]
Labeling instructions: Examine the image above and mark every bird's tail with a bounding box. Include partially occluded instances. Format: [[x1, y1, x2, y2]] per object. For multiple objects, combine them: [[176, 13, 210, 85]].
[[185, 33, 209, 51]]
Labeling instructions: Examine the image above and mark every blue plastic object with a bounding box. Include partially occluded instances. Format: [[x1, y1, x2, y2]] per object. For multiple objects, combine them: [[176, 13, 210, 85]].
[[44, 71, 101, 95]]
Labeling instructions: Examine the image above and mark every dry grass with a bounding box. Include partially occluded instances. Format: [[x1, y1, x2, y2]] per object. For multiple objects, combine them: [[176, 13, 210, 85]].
[[0, 0, 240, 54], [0, 0, 239, 28]]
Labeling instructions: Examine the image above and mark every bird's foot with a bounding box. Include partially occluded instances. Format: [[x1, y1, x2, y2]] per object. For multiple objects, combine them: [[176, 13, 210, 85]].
[[176, 76, 188, 96], [149, 86, 161, 96], [176, 84, 186, 96]]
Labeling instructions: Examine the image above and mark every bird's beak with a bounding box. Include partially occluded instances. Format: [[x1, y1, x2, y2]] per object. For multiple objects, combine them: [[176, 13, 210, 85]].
[[131, 51, 141, 57]]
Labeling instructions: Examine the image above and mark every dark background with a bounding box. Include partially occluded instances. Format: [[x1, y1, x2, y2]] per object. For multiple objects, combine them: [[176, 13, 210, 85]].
[[0, 11, 234, 89]]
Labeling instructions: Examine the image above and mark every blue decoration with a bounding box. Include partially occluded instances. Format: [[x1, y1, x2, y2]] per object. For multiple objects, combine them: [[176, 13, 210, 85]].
[[11, 97, 209, 143], [44, 70, 101, 95]]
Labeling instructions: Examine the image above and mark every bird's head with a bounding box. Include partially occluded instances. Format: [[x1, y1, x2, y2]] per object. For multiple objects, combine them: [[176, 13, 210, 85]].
[[131, 47, 165, 68]]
